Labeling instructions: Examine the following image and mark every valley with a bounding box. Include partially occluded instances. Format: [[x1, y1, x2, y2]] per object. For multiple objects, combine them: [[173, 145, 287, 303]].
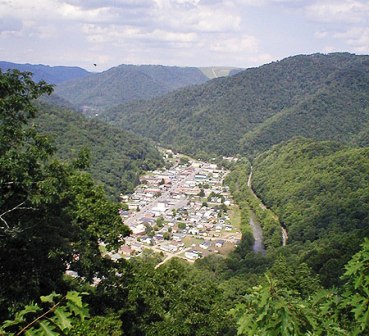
[[114, 150, 242, 265]]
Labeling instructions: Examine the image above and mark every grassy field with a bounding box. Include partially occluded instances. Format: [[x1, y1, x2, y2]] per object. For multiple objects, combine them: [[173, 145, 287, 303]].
[[229, 204, 241, 230]]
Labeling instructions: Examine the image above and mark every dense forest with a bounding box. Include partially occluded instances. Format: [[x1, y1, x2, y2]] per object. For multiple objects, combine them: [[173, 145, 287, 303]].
[[251, 137, 369, 287], [1, 58, 369, 336], [100, 53, 369, 158], [34, 102, 163, 198]]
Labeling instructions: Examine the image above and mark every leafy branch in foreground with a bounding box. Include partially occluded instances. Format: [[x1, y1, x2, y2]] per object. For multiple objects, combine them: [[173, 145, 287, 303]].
[[234, 238, 369, 335], [0, 291, 89, 336]]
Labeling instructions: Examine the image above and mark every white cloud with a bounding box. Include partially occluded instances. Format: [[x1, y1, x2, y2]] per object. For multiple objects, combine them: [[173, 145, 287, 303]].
[[334, 27, 369, 53], [2, 0, 366, 70], [306, 0, 369, 24], [210, 35, 259, 53], [314, 31, 328, 39], [0, 17, 23, 33]]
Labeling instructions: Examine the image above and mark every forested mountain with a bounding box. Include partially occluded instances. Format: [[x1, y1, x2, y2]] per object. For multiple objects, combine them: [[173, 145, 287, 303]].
[[0, 61, 91, 84], [54, 64, 209, 113], [251, 137, 369, 286], [100, 53, 369, 157], [35, 103, 163, 198]]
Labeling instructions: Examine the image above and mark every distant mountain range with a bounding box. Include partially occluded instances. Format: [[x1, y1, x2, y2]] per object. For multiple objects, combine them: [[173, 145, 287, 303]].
[[0, 61, 91, 84], [1, 61, 241, 114], [99, 53, 369, 157]]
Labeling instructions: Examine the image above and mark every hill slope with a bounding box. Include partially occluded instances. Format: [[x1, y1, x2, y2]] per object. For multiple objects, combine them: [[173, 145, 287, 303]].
[[252, 137, 369, 286], [100, 53, 369, 157], [0, 61, 91, 84], [35, 103, 163, 198], [54, 64, 209, 113]]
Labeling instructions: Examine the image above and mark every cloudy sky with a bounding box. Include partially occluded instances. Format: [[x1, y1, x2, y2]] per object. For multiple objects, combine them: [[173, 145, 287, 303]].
[[0, 0, 368, 71]]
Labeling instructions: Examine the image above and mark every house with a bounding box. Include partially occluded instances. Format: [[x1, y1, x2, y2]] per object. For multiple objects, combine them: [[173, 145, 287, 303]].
[[119, 209, 130, 216], [139, 218, 155, 226], [185, 251, 201, 260], [131, 224, 146, 236], [141, 236, 154, 245], [128, 202, 140, 210], [199, 241, 211, 250], [130, 242, 143, 252], [188, 228, 199, 235], [153, 234, 164, 242], [110, 252, 122, 261], [172, 233, 185, 242], [119, 245, 134, 257], [215, 240, 225, 248], [215, 224, 223, 232]]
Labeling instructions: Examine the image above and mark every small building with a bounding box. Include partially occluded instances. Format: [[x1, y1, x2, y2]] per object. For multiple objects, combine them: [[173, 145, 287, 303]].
[[119, 245, 134, 257], [185, 251, 201, 260], [199, 241, 211, 250], [215, 240, 225, 248]]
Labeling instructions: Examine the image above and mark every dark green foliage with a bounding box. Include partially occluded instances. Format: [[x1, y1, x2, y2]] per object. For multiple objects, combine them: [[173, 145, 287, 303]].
[[0, 70, 130, 319], [235, 238, 369, 335], [34, 103, 163, 198], [122, 258, 236, 336], [340, 238, 369, 335], [72, 314, 123, 336], [54, 64, 209, 112], [100, 53, 369, 157]]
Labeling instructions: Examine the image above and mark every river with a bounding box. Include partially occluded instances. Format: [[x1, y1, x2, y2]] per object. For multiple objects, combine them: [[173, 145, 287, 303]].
[[249, 210, 265, 254]]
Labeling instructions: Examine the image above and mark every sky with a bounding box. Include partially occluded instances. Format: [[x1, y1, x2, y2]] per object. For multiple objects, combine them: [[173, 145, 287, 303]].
[[0, 0, 368, 71]]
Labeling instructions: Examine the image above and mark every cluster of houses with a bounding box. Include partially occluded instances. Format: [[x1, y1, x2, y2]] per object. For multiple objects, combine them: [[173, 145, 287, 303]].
[[114, 151, 242, 264]]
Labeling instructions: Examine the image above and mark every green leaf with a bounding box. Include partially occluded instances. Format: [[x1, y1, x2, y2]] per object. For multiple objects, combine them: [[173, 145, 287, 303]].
[[66, 291, 83, 308], [66, 302, 90, 321], [38, 321, 59, 336], [19, 303, 41, 318], [54, 307, 72, 331], [25, 329, 39, 336], [40, 292, 61, 304]]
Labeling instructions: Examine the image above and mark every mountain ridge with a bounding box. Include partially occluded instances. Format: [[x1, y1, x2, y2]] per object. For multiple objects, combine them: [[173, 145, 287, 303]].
[[99, 52, 369, 157], [0, 61, 91, 84], [53, 64, 211, 113]]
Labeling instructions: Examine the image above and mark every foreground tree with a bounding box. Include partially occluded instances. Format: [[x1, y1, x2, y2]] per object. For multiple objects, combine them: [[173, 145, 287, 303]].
[[235, 239, 369, 335], [0, 70, 129, 318]]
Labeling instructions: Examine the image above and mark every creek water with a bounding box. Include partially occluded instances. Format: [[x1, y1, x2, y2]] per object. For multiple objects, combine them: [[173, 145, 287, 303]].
[[249, 210, 265, 254]]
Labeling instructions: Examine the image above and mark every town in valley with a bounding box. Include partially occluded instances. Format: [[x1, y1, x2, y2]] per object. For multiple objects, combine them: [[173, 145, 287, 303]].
[[112, 149, 242, 265]]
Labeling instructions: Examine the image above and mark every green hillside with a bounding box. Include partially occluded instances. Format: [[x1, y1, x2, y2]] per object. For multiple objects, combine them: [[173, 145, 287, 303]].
[[252, 137, 369, 286], [35, 103, 164, 198], [54, 64, 209, 113], [100, 53, 369, 157]]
